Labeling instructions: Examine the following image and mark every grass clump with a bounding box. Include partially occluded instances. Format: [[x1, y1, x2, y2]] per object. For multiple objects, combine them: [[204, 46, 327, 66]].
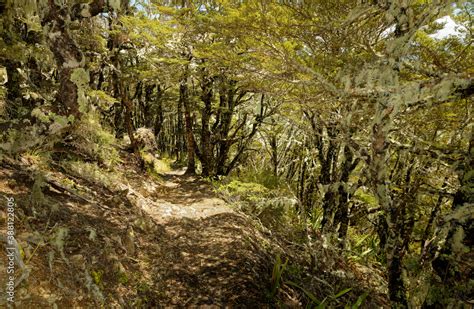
[[141, 150, 172, 177], [69, 111, 120, 168], [215, 178, 298, 231], [62, 160, 121, 190]]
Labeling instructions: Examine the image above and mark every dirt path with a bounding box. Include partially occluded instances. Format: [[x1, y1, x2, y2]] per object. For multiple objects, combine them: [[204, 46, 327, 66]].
[[125, 169, 274, 306], [0, 160, 275, 307], [142, 169, 232, 223]]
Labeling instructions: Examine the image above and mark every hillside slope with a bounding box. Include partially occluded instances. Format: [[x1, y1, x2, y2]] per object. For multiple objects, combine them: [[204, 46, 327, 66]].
[[0, 153, 388, 307]]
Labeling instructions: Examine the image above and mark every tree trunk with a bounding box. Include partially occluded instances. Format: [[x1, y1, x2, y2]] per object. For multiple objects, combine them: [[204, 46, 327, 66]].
[[335, 145, 359, 244], [144, 84, 155, 128], [153, 85, 165, 151], [224, 105, 264, 176], [214, 81, 238, 176], [42, 0, 84, 118], [367, 3, 412, 307], [176, 87, 185, 161], [319, 125, 339, 234], [41, 0, 110, 118], [4, 59, 21, 107], [119, 80, 137, 152], [181, 78, 196, 175], [425, 128, 474, 307], [420, 177, 448, 258], [270, 134, 278, 177], [200, 75, 214, 177], [370, 111, 408, 308]]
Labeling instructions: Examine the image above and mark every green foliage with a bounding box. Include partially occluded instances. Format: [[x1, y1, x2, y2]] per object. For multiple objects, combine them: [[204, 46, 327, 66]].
[[347, 292, 368, 309], [0, 125, 48, 155], [30, 171, 46, 211], [0, 0, 472, 306], [215, 178, 299, 230], [236, 168, 282, 190], [141, 151, 172, 177], [347, 228, 381, 263], [220, 179, 268, 197], [117, 271, 129, 285], [70, 111, 120, 168], [272, 254, 368, 308], [286, 280, 323, 307], [88, 90, 118, 110], [62, 160, 120, 190], [353, 189, 378, 208], [269, 254, 288, 299], [91, 269, 103, 285]]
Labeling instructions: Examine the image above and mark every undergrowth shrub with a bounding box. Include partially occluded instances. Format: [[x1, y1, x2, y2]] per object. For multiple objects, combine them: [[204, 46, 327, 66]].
[[28, 171, 48, 216], [214, 179, 298, 231], [0, 124, 51, 156], [233, 168, 281, 189], [61, 160, 121, 190], [69, 111, 120, 168], [346, 227, 381, 264], [251, 197, 299, 230], [220, 179, 269, 198], [140, 150, 172, 177]]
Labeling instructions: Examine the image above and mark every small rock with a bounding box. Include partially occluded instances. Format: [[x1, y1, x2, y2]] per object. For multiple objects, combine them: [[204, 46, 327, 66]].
[[18, 231, 44, 245], [70, 254, 86, 269]]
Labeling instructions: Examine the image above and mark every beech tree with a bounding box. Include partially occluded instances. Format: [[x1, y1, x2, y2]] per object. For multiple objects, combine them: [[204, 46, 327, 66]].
[[0, 0, 472, 307]]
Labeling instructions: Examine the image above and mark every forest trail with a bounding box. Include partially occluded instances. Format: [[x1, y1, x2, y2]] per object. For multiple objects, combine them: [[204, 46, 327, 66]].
[[139, 169, 232, 223], [124, 167, 274, 306], [0, 160, 275, 307]]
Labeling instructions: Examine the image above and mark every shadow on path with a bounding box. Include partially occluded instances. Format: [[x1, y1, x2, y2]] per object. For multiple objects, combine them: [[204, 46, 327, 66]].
[[146, 212, 273, 306]]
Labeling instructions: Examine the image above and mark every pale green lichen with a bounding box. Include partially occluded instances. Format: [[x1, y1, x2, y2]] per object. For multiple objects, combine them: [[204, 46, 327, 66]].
[[50, 227, 68, 262], [70, 68, 89, 86], [80, 5, 92, 18], [0, 66, 7, 85], [30, 172, 46, 209], [450, 227, 466, 256], [49, 114, 70, 134], [84, 269, 105, 303], [446, 204, 474, 223], [48, 31, 62, 40], [31, 107, 50, 123], [70, 68, 90, 113]]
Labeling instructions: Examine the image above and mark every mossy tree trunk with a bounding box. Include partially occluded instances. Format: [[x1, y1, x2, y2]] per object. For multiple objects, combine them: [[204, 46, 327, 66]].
[[41, 0, 112, 118], [425, 128, 474, 307], [368, 2, 410, 307], [42, 0, 84, 117]]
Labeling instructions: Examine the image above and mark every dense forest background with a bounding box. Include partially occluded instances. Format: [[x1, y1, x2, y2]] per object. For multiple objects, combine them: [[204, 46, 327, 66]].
[[0, 0, 472, 308]]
